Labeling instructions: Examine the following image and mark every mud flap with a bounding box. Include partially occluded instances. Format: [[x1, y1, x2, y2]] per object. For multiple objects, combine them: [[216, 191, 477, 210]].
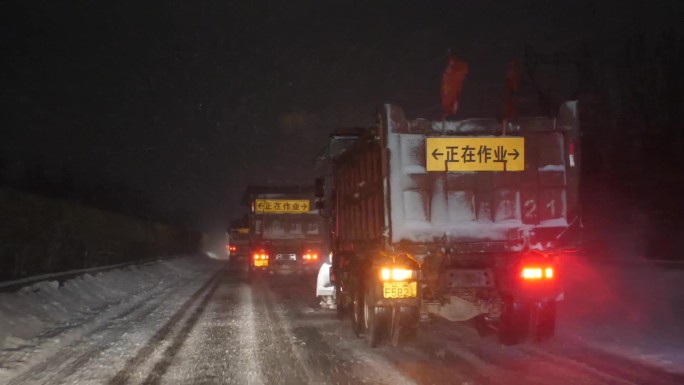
[[532, 300, 556, 342], [390, 306, 419, 348], [498, 298, 530, 345], [364, 287, 388, 348], [351, 286, 364, 338]]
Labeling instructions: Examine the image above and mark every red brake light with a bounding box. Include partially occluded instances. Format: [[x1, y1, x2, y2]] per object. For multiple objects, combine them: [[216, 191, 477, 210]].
[[521, 266, 555, 280], [544, 267, 554, 279], [253, 249, 268, 260], [522, 267, 543, 279]]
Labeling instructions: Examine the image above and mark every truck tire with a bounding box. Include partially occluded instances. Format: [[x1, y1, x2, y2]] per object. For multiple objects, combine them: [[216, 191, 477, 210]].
[[498, 297, 531, 345], [351, 286, 364, 337], [498, 298, 556, 345], [532, 301, 556, 342], [364, 287, 388, 348]]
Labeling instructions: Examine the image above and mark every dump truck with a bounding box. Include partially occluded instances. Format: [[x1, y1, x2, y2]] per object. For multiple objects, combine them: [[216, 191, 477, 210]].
[[315, 102, 581, 346], [227, 217, 251, 264], [242, 185, 329, 275]]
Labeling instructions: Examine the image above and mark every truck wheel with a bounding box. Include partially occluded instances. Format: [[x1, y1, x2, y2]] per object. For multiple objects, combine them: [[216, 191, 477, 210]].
[[532, 301, 556, 342], [364, 287, 387, 348], [498, 297, 531, 345], [351, 287, 364, 337]]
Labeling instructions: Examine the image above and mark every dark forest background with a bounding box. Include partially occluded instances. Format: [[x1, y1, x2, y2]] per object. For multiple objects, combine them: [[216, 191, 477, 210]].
[[1, 2, 683, 260]]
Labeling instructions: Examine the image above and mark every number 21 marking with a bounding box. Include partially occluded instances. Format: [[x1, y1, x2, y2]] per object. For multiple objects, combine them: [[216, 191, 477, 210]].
[[524, 199, 536, 219]]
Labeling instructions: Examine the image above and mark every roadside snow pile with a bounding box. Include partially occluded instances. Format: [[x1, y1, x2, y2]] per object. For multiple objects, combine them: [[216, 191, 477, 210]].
[[0, 256, 218, 353], [560, 255, 684, 373]]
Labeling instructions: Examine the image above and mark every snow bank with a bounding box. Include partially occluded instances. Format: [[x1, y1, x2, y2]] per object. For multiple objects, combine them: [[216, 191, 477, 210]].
[[0, 256, 218, 353], [560, 255, 684, 373]]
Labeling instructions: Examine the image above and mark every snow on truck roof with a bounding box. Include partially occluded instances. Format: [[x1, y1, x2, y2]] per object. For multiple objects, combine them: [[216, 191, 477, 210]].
[[316, 101, 579, 164], [316, 102, 580, 248], [384, 101, 578, 135]]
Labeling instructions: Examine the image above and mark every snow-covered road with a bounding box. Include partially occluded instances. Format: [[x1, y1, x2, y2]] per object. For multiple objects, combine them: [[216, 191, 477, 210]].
[[1, 256, 683, 384]]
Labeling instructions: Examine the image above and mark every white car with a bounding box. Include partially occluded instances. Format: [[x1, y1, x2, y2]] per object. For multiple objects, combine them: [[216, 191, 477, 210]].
[[316, 255, 335, 309]]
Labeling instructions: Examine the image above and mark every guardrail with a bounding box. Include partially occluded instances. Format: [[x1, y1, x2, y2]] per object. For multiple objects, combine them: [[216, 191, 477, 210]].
[[0, 255, 184, 293]]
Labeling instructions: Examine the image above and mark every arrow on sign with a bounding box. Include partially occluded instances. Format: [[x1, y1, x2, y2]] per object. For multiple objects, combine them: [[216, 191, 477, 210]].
[[432, 148, 444, 160], [510, 149, 520, 160]]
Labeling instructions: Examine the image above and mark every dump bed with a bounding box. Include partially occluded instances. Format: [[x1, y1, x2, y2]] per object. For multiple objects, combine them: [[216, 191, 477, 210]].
[[330, 102, 581, 254]]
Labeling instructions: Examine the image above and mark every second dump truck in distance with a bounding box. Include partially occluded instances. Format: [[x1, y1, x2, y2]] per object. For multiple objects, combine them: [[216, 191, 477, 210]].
[[242, 185, 329, 276]]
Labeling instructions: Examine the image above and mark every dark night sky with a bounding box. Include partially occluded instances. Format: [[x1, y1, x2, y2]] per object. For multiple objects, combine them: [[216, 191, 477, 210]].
[[1, 0, 682, 230]]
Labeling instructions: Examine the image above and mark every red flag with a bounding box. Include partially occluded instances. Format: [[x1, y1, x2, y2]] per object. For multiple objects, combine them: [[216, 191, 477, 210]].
[[441, 55, 468, 117], [503, 60, 520, 118]]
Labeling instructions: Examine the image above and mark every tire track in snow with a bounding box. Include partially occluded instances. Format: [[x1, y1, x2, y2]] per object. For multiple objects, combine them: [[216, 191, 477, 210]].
[[421, 318, 680, 385], [140, 270, 223, 384], [236, 282, 265, 385], [251, 277, 311, 384], [107, 265, 225, 385], [521, 343, 684, 385], [265, 274, 416, 385], [4, 264, 222, 385], [160, 277, 241, 384], [424, 320, 620, 385]]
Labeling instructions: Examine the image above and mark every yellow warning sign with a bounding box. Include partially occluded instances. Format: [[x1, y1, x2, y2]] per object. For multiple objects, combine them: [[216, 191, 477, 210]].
[[254, 199, 310, 213], [426, 137, 525, 172]]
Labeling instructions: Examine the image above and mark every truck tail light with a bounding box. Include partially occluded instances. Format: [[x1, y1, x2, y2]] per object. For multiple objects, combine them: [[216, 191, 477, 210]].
[[380, 267, 415, 281], [519, 250, 557, 282], [302, 250, 319, 261], [253, 251, 268, 260], [521, 266, 555, 280]]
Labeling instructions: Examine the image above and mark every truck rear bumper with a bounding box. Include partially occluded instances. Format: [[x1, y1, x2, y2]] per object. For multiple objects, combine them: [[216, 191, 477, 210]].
[[266, 264, 318, 275], [374, 298, 420, 307]]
